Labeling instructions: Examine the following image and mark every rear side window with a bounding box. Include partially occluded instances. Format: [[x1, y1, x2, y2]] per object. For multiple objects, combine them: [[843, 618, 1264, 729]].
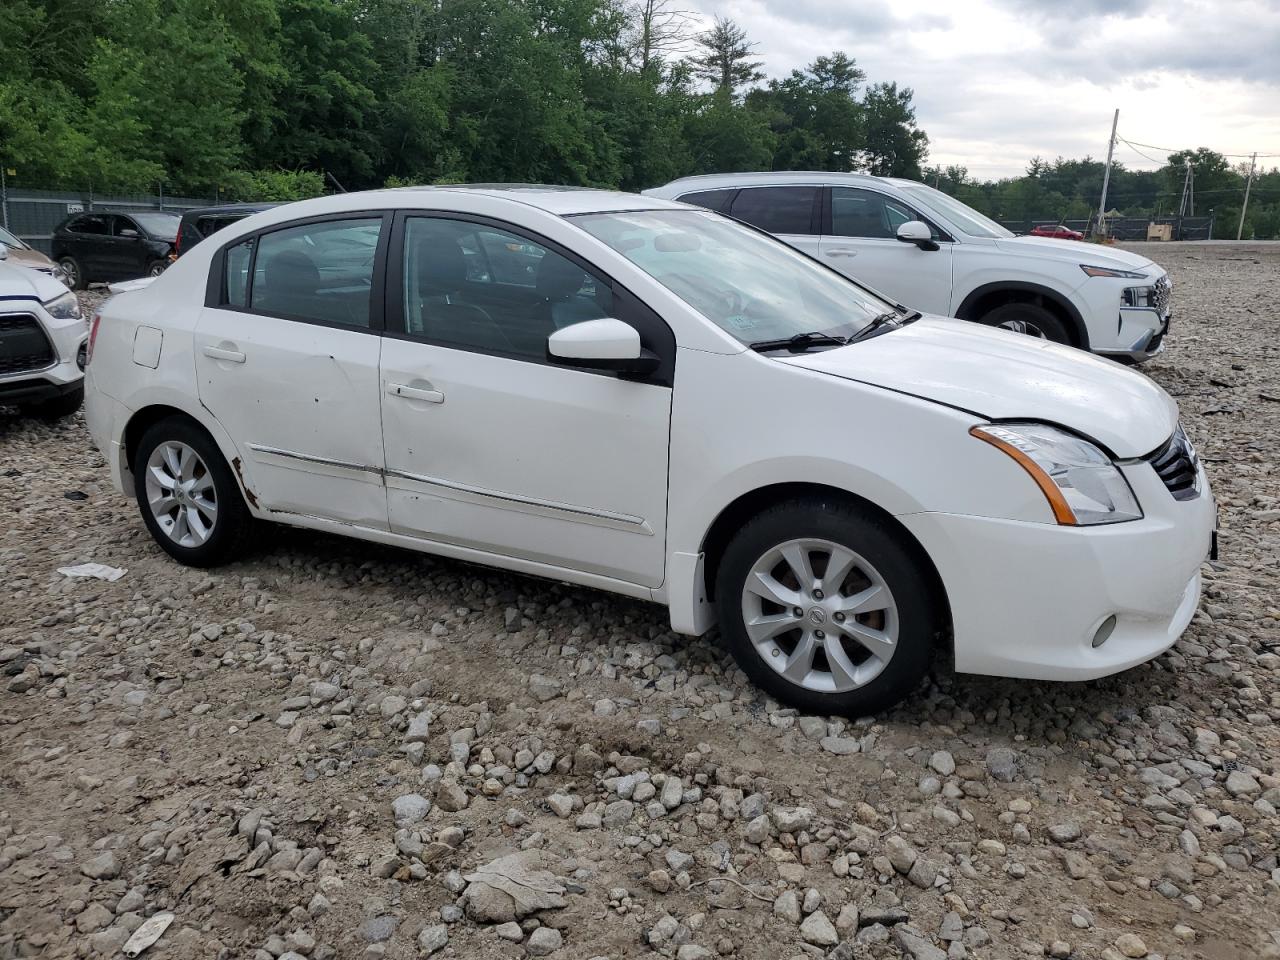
[[729, 186, 818, 235], [68, 214, 110, 235], [677, 189, 735, 213], [224, 238, 254, 307], [247, 218, 383, 328]]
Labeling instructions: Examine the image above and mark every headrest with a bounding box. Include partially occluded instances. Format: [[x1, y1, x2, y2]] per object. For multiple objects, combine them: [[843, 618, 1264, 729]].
[[264, 249, 320, 289], [418, 240, 468, 295], [535, 253, 586, 302]]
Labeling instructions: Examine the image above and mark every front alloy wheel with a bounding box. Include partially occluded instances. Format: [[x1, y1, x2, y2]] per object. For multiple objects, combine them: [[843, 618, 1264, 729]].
[[716, 498, 939, 715], [741, 538, 899, 694]]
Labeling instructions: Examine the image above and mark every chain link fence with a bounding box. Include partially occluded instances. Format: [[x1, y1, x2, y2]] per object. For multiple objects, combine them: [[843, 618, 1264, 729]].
[[0, 187, 217, 255], [996, 215, 1216, 241]]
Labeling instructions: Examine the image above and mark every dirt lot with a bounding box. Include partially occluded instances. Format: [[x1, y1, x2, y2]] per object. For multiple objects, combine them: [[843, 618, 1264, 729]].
[[2, 242, 1278, 960]]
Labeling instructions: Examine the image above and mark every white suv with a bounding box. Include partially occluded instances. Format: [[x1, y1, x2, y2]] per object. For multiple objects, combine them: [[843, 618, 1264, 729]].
[[644, 172, 1172, 362], [0, 251, 87, 418]]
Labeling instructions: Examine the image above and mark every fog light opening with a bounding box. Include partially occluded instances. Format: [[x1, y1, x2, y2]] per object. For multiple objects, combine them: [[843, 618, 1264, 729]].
[[76, 341, 88, 371], [1092, 615, 1117, 648]]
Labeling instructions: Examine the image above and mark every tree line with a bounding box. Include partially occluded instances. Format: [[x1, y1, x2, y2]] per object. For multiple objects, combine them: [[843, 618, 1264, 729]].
[[2, 0, 1274, 238], [0, 0, 928, 199], [926, 149, 1279, 241]]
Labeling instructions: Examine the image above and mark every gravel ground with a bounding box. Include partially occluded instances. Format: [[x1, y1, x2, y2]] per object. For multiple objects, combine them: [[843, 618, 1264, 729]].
[[2, 243, 1278, 960]]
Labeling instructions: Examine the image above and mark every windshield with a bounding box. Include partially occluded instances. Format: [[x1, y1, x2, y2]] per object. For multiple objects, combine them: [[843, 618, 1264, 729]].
[[574, 209, 891, 343], [0, 226, 28, 249], [131, 213, 180, 240], [897, 182, 1014, 239]]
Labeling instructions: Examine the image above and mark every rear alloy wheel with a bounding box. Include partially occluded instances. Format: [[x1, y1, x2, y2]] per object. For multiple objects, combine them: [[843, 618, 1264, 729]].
[[716, 499, 939, 715], [978, 302, 1070, 344], [146, 259, 167, 278], [133, 417, 252, 566]]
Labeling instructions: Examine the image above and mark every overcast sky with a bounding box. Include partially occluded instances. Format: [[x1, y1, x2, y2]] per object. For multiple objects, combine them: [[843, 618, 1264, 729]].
[[685, 0, 1280, 179]]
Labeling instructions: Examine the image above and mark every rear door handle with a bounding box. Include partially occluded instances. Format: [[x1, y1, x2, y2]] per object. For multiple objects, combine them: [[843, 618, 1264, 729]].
[[825, 248, 859, 258], [387, 382, 444, 404], [202, 345, 246, 363]]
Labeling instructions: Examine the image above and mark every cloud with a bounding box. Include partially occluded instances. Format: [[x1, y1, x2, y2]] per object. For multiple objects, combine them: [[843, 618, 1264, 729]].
[[681, 0, 1280, 177]]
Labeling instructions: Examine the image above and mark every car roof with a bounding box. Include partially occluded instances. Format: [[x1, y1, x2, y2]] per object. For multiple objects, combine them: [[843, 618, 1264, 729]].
[[377, 184, 686, 216], [180, 203, 282, 218], [650, 171, 897, 192]]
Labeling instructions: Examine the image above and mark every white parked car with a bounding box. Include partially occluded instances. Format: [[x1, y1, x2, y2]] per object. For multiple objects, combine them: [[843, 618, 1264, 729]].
[[84, 187, 1214, 714], [0, 248, 87, 418], [644, 172, 1172, 362]]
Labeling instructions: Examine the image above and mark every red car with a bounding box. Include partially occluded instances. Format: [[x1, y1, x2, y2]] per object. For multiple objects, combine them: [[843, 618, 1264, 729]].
[[1029, 224, 1085, 241]]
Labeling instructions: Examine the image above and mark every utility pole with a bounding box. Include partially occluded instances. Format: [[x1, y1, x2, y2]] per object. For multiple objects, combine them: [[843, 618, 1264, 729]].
[[1095, 109, 1118, 239], [1236, 152, 1257, 241], [1178, 162, 1191, 217]]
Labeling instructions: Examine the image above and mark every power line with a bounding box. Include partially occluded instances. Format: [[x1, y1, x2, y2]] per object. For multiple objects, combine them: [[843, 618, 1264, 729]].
[[1117, 135, 1280, 159], [1116, 137, 1168, 165]]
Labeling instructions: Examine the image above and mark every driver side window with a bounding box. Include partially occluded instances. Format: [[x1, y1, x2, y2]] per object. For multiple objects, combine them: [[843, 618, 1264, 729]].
[[830, 187, 934, 240], [400, 217, 613, 361]]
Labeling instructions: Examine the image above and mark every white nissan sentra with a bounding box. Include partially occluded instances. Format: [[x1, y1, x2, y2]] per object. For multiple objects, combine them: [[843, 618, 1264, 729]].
[[83, 186, 1215, 714]]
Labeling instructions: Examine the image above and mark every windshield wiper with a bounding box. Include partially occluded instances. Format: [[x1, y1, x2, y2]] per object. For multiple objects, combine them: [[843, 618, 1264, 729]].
[[748, 331, 852, 353], [850, 310, 920, 342]]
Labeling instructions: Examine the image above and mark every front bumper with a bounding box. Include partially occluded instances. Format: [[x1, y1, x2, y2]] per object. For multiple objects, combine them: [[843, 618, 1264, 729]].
[[1096, 309, 1170, 363], [0, 307, 87, 404], [900, 459, 1215, 681]]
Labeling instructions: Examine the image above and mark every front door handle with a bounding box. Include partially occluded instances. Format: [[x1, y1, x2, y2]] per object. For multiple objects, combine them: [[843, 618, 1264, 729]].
[[825, 248, 859, 258], [202, 345, 246, 363], [387, 382, 444, 404]]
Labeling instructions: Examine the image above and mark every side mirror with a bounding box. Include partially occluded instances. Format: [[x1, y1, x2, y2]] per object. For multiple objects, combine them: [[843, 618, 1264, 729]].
[[896, 221, 939, 251], [547, 318, 660, 376], [119, 228, 139, 239], [0, 245, 7, 261]]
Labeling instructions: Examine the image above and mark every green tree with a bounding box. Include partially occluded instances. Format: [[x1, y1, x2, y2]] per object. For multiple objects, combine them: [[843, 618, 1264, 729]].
[[689, 16, 763, 99], [859, 81, 927, 178], [749, 52, 864, 171]]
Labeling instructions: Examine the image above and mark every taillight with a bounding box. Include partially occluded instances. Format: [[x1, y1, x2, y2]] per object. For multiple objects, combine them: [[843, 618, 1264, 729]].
[[173, 230, 182, 256], [86, 313, 102, 365]]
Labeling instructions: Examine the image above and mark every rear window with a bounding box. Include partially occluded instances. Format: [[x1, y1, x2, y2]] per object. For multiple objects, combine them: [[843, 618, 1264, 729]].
[[728, 186, 819, 235], [248, 218, 383, 328], [677, 188, 735, 213]]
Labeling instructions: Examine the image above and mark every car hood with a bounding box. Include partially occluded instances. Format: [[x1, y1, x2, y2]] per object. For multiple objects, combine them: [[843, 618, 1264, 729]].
[[0, 259, 69, 303], [995, 236, 1157, 272], [4, 246, 58, 271], [780, 318, 1177, 457]]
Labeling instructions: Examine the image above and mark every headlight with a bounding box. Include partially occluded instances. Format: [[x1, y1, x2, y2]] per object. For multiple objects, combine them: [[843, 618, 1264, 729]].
[[43, 290, 83, 320], [971, 422, 1142, 526], [1080, 264, 1148, 280]]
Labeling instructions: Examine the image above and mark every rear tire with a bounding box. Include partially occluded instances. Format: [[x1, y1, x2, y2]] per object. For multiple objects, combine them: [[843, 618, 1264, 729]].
[[146, 259, 167, 278], [977, 301, 1070, 344], [20, 385, 83, 420], [132, 416, 252, 567], [715, 497, 939, 716], [58, 257, 84, 290]]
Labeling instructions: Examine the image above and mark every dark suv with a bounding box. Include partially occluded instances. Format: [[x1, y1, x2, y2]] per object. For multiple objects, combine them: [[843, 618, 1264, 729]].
[[52, 211, 180, 289], [174, 203, 278, 259]]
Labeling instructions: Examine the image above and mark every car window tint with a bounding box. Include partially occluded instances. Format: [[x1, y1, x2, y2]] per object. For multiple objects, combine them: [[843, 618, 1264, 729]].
[[71, 215, 110, 236], [830, 187, 934, 240], [224, 238, 254, 308], [113, 216, 140, 237], [728, 186, 818, 235], [402, 217, 611, 360], [249, 218, 382, 328], [677, 188, 735, 213]]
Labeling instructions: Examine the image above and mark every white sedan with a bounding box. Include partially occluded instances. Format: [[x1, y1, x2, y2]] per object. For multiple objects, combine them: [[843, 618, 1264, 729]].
[[83, 186, 1215, 714]]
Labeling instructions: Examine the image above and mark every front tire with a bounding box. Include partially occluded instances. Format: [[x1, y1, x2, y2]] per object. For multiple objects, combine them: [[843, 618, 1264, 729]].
[[58, 257, 84, 290], [146, 259, 167, 278], [132, 417, 252, 566], [716, 498, 939, 715], [977, 301, 1070, 344]]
